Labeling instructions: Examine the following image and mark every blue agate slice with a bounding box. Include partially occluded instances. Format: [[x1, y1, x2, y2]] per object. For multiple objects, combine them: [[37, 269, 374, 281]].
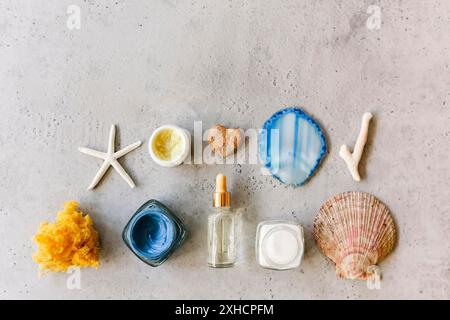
[[122, 199, 187, 267], [259, 108, 327, 186]]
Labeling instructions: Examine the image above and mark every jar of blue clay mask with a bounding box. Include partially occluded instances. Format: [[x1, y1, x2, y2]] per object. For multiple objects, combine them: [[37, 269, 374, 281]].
[[122, 199, 187, 267]]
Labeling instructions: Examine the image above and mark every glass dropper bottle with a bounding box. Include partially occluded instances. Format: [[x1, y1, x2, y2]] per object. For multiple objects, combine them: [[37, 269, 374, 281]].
[[207, 174, 236, 268]]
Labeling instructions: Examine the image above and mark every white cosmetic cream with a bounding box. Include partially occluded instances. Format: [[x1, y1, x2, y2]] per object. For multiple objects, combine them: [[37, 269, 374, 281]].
[[256, 220, 304, 270]]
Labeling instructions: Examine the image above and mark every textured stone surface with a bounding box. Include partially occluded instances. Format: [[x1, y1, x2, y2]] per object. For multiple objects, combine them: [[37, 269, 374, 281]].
[[0, 0, 449, 299]]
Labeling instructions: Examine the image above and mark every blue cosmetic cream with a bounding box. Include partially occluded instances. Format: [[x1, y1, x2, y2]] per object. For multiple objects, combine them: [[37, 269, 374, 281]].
[[122, 199, 187, 267]]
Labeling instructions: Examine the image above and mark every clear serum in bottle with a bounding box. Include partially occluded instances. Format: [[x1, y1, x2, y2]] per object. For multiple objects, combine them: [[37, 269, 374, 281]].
[[207, 174, 236, 268]]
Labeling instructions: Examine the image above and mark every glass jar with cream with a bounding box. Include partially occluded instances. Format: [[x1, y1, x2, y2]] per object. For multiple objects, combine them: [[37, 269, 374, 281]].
[[122, 199, 187, 267], [256, 220, 304, 270]]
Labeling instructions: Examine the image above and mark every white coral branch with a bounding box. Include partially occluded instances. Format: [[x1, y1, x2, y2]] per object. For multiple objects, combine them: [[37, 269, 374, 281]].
[[339, 112, 373, 182]]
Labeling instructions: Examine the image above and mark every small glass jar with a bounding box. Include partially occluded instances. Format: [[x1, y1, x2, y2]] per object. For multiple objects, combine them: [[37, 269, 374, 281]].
[[122, 199, 187, 267], [256, 220, 304, 270]]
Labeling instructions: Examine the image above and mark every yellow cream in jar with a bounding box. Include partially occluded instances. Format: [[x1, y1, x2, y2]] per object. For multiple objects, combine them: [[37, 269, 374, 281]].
[[151, 128, 184, 161]]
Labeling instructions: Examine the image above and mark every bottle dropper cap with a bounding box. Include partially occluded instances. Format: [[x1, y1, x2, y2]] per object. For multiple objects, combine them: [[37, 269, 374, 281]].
[[213, 173, 231, 208]]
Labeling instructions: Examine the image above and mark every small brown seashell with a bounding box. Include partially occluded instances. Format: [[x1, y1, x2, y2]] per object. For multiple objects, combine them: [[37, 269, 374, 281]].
[[207, 125, 243, 157], [314, 192, 396, 280]]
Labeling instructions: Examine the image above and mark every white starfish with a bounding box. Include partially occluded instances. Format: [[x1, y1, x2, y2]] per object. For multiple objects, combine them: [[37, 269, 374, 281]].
[[79, 125, 142, 190]]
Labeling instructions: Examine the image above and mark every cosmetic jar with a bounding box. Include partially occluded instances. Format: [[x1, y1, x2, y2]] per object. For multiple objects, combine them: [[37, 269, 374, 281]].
[[149, 125, 190, 167], [122, 199, 187, 267], [256, 220, 304, 270]]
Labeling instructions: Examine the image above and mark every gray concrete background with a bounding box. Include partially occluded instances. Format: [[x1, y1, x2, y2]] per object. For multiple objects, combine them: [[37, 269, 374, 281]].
[[0, 0, 449, 300]]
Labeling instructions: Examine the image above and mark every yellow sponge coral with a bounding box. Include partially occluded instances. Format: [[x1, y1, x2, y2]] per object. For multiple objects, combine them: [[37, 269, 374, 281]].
[[33, 201, 100, 272]]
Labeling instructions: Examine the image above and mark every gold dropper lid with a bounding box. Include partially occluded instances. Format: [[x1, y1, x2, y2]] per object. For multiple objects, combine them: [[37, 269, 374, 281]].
[[213, 173, 231, 208]]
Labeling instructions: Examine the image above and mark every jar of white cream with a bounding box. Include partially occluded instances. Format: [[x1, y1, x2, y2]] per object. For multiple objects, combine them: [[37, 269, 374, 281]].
[[256, 220, 304, 270]]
